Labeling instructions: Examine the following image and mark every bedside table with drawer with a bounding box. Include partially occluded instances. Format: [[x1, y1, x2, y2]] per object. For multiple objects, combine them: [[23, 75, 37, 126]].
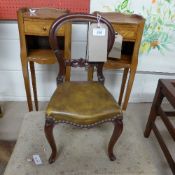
[[17, 8, 71, 111]]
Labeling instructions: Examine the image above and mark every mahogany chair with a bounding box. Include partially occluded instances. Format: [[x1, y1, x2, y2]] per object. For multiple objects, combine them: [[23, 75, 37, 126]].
[[44, 13, 123, 164], [144, 79, 175, 174]]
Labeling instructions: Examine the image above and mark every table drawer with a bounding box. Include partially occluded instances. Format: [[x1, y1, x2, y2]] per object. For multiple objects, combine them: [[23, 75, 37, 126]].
[[24, 20, 65, 36], [112, 24, 138, 40]]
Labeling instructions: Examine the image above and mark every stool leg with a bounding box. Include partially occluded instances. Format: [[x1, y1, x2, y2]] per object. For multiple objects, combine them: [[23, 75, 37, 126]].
[[44, 117, 57, 164], [144, 82, 164, 137], [108, 118, 123, 161]]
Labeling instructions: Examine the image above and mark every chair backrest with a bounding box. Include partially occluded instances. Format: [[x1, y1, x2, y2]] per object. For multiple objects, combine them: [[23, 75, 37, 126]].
[[49, 13, 115, 84]]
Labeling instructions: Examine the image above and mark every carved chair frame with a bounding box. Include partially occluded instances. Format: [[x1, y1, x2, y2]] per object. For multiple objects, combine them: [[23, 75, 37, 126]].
[[44, 13, 123, 163]]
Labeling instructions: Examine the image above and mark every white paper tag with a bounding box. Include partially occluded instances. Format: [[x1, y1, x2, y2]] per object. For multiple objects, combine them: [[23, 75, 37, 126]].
[[88, 23, 108, 62], [93, 28, 106, 36], [33, 154, 42, 165]]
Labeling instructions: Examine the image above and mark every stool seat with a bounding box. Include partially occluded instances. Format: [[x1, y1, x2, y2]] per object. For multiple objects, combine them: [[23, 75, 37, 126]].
[[46, 81, 122, 125]]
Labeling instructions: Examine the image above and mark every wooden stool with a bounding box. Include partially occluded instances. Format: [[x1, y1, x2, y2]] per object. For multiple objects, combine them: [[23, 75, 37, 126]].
[[144, 79, 175, 174]]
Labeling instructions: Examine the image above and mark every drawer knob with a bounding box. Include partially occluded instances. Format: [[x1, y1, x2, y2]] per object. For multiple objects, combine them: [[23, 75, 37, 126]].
[[43, 27, 47, 31]]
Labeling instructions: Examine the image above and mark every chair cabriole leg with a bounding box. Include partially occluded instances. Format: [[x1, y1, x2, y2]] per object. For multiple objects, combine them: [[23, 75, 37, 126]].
[[108, 118, 123, 161], [44, 117, 57, 164]]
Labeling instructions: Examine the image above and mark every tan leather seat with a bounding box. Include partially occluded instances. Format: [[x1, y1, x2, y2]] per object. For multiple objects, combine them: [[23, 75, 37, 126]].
[[46, 81, 121, 125]]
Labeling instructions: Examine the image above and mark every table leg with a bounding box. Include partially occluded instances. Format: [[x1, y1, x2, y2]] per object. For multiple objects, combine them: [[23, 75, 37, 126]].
[[21, 59, 33, 111], [118, 68, 129, 106], [122, 67, 136, 110], [65, 66, 71, 81], [30, 61, 38, 111], [88, 64, 94, 81]]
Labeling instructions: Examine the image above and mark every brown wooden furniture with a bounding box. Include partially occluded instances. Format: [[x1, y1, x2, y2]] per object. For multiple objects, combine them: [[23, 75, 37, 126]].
[[0, 106, 2, 118], [45, 13, 123, 164], [144, 79, 175, 174], [92, 12, 145, 110], [17, 8, 71, 111], [18, 9, 144, 112]]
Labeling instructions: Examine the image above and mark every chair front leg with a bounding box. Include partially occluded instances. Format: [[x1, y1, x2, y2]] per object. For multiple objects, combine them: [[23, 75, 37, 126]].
[[44, 117, 57, 164], [108, 118, 123, 161]]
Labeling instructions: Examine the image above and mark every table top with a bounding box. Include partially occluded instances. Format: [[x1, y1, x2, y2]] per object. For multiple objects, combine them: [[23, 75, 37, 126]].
[[95, 12, 145, 25], [22, 8, 69, 20], [21, 8, 145, 24]]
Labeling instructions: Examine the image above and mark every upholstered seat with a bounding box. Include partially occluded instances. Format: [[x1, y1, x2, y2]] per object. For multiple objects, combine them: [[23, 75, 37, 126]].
[[46, 81, 122, 125]]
